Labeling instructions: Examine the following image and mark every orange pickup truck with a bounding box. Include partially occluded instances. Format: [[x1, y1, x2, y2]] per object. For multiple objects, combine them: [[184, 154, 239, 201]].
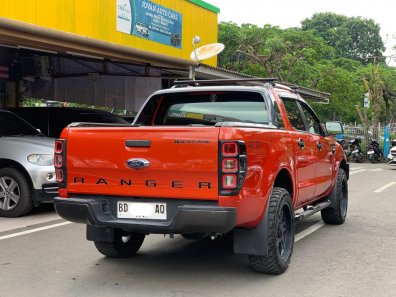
[[54, 79, 348, 274]]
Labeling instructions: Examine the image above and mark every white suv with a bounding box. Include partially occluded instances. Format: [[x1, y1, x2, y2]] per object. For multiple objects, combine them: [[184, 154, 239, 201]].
[[0, 110, 57, 217], [135, 22, 149, 37]]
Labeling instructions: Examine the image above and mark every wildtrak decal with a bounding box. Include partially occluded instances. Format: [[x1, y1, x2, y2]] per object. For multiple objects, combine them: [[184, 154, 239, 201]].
[[174, 139, 210, 144]]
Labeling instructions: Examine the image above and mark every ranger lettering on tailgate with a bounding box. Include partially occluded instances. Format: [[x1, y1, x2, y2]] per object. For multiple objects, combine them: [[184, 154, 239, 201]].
[[71, 176, 211, 189]]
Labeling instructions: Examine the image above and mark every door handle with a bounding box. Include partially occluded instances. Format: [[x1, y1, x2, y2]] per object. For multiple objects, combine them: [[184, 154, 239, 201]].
[[317, 142, 322, 150], [297, 139, 305, 149]]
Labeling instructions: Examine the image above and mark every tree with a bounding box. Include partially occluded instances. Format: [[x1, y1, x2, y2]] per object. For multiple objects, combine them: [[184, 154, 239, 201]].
[[217, 20, 393, 125], [379, 65, 396, 122], [219, 23, 285, 77], [302, 13, 385, 64], [363, 64, 383, 139], [218, 22, 246, 73], [310, 60, 365, 123], [357, 63, 396, 124], [218, 22, 334, 81]]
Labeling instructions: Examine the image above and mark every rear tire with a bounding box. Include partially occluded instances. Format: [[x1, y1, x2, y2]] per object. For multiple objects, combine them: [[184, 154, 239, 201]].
[[321, 168, 348, 225], [94, 229, 145, 258], [0, 168, 33, 217], [248, 187, 294, 274]]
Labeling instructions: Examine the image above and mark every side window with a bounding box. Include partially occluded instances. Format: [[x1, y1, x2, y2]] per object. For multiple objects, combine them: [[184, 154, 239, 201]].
[[300, 102, 322, 135], [282, 99, 305, 131], [17, 111, 49, 136], [273, 101, 285, 129]]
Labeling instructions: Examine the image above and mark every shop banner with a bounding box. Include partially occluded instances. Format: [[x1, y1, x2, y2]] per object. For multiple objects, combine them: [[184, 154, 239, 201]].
[[117, 0, 182, 48]]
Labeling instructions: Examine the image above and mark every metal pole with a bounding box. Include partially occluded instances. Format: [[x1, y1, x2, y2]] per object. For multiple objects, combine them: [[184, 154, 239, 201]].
[[384, 126, 390, 158]]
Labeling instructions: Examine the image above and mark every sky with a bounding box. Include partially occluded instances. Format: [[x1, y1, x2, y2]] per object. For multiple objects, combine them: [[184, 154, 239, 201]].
[[208, 0, 396, 65]]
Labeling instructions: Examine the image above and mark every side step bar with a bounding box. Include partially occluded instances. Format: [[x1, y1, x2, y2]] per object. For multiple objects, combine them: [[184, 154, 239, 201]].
[[295, 200, 331, 222]]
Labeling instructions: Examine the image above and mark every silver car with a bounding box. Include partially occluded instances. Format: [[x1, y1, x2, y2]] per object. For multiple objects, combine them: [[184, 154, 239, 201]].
[[0, 110, 57, 217]]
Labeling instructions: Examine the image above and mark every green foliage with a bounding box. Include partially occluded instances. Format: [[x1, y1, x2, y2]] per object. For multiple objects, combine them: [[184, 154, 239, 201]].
[[301, 13, 385, 64], [218, 15, 396, 124], [21, 98, 43, 107], [219, 22, 335, 81], [311, 61, 365, 123], [20, 98, 135, 115]]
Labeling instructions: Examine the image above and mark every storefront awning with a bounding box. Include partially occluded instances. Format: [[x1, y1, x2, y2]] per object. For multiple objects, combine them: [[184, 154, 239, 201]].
[[0, 17, 197, 69]]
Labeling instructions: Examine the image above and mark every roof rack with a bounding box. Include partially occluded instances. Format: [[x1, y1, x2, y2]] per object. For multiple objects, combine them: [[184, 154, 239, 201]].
[[171, 77, 330, 103], [173, 78, 278, 87]]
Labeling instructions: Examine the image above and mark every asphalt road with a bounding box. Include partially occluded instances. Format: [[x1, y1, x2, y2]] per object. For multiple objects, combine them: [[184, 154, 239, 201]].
[[1, 162, 396, 297]]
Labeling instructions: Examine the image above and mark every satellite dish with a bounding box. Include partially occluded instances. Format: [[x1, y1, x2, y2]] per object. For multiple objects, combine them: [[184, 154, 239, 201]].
[[190, 43, 225, 62]]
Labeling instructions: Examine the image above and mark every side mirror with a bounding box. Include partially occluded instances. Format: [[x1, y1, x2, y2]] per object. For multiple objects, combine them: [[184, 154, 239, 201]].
[[325, 121, 344, 138]]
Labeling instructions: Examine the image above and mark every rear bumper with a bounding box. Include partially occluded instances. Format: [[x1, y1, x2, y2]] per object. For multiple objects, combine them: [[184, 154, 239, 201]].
[[388, 160, 396, 167], [54, 196, 237, 234], [32, 183, 58, 202]]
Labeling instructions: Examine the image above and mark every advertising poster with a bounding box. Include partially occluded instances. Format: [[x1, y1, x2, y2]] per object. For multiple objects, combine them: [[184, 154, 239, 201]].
[[117, 0, 182, 48]]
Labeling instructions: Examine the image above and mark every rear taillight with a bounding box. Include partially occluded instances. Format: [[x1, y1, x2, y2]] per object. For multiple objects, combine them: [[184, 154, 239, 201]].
[[222, 158, 238, 173], [219, 141, 247, 195], [222, 142, 238, 156], [54, 154, 63, 168], [222, 174, 237, 188], [54, 139, 67, 188], [55, 140, 63, 154], [56, 169, 64, 182]]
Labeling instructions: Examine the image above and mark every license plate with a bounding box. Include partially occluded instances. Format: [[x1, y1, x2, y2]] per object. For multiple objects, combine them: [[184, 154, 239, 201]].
[[117, 202, 167, 220]]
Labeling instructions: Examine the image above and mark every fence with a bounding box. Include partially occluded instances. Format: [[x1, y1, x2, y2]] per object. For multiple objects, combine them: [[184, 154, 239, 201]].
[[343, 125, 394, 156]]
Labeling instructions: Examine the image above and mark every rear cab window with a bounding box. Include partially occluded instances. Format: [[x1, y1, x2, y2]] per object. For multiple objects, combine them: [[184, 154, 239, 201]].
[[136, 91, 272, 126]]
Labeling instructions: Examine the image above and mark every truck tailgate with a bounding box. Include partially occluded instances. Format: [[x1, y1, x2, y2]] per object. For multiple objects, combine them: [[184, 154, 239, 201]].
[[65, 126, 220, 200]]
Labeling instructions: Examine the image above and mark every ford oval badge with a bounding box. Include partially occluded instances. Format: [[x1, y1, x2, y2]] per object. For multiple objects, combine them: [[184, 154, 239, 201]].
[[126, 158, 150, 170]]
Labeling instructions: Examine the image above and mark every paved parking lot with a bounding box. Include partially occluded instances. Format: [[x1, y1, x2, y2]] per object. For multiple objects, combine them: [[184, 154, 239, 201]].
[[1, 162, 396, 297]]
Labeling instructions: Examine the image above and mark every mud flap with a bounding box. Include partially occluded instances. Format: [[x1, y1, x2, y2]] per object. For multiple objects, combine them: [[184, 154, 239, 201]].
[[233, 200, 269, 256]]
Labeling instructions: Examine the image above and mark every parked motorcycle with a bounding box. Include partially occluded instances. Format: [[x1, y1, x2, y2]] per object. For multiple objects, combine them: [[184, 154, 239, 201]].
[[367, 139, 383, 163], [337, 139, 351, 160], [387, 140, 396, 167], [349, 138, 364, 162]]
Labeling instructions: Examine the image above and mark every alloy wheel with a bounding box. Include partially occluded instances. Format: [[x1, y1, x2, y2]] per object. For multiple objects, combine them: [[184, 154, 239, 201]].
[[0, 176, 20, 211]]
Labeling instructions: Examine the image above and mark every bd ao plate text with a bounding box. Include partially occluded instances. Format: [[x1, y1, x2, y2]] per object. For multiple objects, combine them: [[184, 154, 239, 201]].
[[117, 202, 167, 220]]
